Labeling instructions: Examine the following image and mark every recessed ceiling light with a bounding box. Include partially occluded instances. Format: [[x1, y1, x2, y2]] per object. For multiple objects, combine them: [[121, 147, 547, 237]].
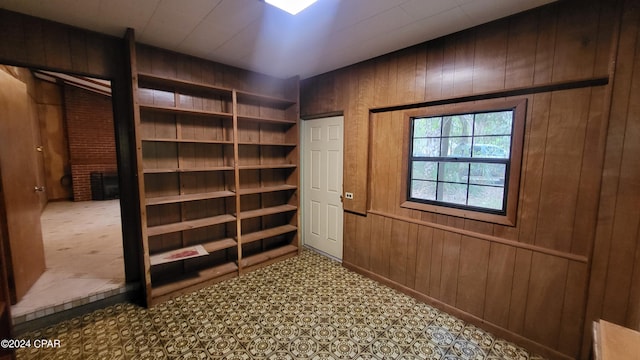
[[265, 0, 318, 15]]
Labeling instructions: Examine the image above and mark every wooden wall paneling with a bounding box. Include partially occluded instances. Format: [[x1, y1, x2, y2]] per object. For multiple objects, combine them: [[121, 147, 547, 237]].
[[414, 47, 427, 102], [0, 10, 27, 64], [508, 249, 533, 334], [628, 229, 640, 329], [373, 58, 391, 107], [558, 261, 589, 357], [43, 21, 72, 71], [593, 0, 619, 77], [395, 48, 418, 104], [391, 111, 412, 218], [343, 212, 357, 264], [472, 20, 508, 94], [523, 253, 568, 350], [424, 39, 444, 100], [534, 88, 591, 252], [517, 93, 551, 244], [532, 4, 557, 85], [551, 0, 602, 82], [342, 69, 357, 212], [354, 63, 375, 214], [453, 32, 475, 96], [369, 113, 388, 211], [22, 15, 47, 69], [389, 219, 410, 286], [354, 213, 371, 269], [504, 11, 538, 89], [68, 29, 89, 74], [455, 236, 490, 318], [584, 0, 636, 337], [571, 87, 607, 256], [429, 228, 444, 299], [484, 243, 516, 328], [369, 213, 387, 276], [405, 222, 419, 289], [414, 225, 433, 294], [439, 230, 461, 305]]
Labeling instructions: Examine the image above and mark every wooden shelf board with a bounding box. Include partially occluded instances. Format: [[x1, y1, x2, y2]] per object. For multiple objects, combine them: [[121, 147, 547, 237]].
[[238, 142, 297, 147], [237, 115, 296, 125], [147, 214, 236, 236], [144, 166, 234, 174], [140, 104, 233, 118], [240, 225, 297, 244], [202, 238, 238, 253], [236, 90, 296, 107], [239, 245, 298, 268], [146, 190, 235, 206], [151, 261, 238, 298], [138, 72, 233, 96], [238, 164, 297, 170], [142, 138, 233, 145], [239, 184, 297, 195], [239, 204, 297, 220]]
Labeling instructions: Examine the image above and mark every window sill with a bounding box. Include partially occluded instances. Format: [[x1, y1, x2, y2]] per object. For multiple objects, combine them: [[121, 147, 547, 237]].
[[400, 201, 516, 226]]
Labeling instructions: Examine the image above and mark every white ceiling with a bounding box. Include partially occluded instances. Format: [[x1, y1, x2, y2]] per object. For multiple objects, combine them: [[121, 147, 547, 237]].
[[0, 0, 556, 79]]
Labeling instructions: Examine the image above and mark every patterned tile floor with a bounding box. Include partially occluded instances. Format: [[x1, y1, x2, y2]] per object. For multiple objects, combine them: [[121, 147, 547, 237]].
[[16, 250, 545, 359]]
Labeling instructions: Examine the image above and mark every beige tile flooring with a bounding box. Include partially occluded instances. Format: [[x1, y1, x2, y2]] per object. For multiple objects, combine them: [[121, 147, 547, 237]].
[[11, 200, 125, 323]]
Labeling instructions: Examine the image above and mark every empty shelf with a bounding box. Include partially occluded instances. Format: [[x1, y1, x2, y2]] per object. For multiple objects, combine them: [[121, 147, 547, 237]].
[[240, 225, 297, 244], [238, 164, 297, 170], [239, 205, 297, 220], [144, 166, 234, 174], [142, 138, 233, 144], [147, 214, 236, 236], [236, 90, 296, 108], [202, 238, 238, 253], [146, 190, 235, 206], [238, 184, 297, 195], [138, 72, 233, 96], [238, 141, 297, 147], [237, 115, 296, 125], [140, 104, 232, 118]]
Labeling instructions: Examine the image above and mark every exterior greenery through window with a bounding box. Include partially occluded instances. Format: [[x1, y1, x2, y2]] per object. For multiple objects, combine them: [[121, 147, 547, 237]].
[[409, 109, 515, 214]]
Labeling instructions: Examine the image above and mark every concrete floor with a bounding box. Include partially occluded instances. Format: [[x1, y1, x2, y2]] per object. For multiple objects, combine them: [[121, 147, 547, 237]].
[[10, 200, 125, 323]]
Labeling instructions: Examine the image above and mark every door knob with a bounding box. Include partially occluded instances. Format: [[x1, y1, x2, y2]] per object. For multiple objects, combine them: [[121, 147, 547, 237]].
[[34, 186, 45, 192]]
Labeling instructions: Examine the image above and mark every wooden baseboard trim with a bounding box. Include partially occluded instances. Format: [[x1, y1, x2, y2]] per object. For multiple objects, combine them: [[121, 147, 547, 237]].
[[343, 261, 573, 360]]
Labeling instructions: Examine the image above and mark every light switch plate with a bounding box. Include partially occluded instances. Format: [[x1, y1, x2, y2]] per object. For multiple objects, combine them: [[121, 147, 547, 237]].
[[345, 192, 354, 199]]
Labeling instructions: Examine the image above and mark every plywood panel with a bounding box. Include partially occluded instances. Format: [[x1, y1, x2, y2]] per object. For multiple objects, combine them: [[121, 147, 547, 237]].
[[354, 212, 371, 269], [414, 225, 433, 294], [523, 253, 568, 348], [472, 20, 508, 93], [456, 236, 490, 318], [505, 11, 538, 88], [534, 88, 591, 252], [484, 243, 516, 328]]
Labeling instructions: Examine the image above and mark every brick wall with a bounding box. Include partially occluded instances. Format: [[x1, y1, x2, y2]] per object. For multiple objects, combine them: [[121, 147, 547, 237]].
[[64, 85, 116, 201]]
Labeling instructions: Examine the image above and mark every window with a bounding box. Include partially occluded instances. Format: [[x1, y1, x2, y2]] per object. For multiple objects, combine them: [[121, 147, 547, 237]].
[[402, 99, 526, 226]]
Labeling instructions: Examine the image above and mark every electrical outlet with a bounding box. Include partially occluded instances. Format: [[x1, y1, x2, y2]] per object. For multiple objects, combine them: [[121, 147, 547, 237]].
[[345, 192, 354, 199]]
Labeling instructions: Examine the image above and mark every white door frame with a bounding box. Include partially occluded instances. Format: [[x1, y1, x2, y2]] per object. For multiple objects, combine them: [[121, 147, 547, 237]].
[[300, 115, 344, 261]]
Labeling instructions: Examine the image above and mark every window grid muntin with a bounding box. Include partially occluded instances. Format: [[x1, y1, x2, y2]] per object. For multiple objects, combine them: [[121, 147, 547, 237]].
[[408, 110, 514, 215]]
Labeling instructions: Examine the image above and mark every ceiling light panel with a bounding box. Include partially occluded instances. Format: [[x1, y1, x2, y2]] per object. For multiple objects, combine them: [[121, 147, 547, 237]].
[[265, 0, 318, 15]]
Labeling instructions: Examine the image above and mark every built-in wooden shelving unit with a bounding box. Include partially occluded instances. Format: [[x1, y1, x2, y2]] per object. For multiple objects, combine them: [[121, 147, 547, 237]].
[[131, 44, 300, 305]]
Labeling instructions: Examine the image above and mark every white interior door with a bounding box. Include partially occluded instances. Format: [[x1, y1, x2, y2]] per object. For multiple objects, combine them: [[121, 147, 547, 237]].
[[303, 116, 344, 260]]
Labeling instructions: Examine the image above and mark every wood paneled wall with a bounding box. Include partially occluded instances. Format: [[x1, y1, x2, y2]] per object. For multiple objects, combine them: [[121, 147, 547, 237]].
[[585, 0, 640, 354], [301, 0, 640, 359]]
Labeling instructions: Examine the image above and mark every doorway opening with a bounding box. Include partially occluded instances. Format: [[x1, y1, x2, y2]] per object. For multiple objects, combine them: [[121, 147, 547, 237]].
[[0, 65, 126, 326]]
